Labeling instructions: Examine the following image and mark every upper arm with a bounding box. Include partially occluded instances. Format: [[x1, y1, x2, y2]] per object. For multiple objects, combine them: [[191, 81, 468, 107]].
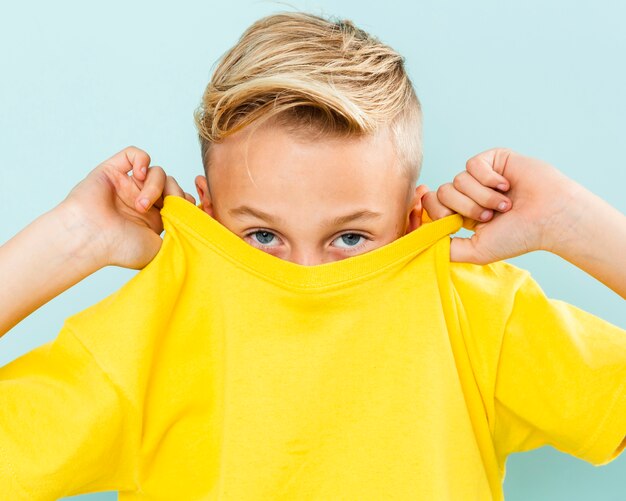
[[0, 325, 138, 498]]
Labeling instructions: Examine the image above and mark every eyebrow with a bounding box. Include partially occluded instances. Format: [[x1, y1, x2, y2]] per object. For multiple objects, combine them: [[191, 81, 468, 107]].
[[228, 205, 383, 227]]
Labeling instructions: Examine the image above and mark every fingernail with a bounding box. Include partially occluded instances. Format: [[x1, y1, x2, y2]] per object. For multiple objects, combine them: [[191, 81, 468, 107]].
[[139, 197, 149, 209], [497, 201, 508, 211], [497, 183, 508, 191], [141, 167, 147, 176], [480, 210, 492, 221]]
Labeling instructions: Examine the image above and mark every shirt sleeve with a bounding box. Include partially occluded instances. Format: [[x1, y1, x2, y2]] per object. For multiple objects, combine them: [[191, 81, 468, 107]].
[[0, 323, 138, 499], [492, 272, 626, 466]]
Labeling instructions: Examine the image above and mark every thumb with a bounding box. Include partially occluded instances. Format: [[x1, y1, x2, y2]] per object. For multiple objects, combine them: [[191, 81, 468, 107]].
[[449, 236, 483, 264]]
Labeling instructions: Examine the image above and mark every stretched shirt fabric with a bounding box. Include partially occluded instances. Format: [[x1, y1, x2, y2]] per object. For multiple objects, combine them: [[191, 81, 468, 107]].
[[1, 195, 625, 500]]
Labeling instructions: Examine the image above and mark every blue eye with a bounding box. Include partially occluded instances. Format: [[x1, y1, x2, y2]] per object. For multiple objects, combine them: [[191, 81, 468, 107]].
[[332, 233, 367, 249], [249, 230, 279, 247], [245, 230, 370, 252]]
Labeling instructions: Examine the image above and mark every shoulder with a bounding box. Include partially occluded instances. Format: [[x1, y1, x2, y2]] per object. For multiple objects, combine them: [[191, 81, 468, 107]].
[[448, 259, 532, 306]]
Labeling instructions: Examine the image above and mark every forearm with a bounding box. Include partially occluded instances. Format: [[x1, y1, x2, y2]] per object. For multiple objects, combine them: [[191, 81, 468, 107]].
[[0, 202, 105, 337], [544, 180, 626, 299]]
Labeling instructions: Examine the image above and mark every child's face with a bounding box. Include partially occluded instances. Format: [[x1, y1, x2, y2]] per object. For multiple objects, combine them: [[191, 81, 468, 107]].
[[194, 120, 429, 266]]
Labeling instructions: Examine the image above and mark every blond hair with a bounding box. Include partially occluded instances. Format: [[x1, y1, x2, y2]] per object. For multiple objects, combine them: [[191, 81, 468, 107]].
[[193, 11, 423, 197]]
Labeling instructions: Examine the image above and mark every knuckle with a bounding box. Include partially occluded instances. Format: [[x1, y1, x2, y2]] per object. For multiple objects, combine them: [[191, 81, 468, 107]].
[[422, 191, 435, 203], [465, 159, 483, 178], [436, 183, 447, 196], [127, 144, 148, 157], [452, 172, 467, 189], [122, 145, 151, 165], [150, 165, 165, 177], [437, 183, 457, 205], [465, 156, 479, 170]]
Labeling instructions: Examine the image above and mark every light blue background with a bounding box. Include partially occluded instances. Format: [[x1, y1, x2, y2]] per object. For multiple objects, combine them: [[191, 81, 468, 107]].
[[0, 1, 624, 499]]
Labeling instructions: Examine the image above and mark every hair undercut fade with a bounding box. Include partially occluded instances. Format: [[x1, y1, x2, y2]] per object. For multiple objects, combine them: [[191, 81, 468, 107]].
[[193, 11, 423, 200]]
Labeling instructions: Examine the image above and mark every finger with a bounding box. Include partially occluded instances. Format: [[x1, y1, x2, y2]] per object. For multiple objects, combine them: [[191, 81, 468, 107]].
[[465, 148, 514, 191], [450, 230, 503, 264], [141, 203, 166, 234], [101, 145, 151, 179], [163, 175, 186, 200], [450, 236, 486, 264], [422, 190, 455, 220], [135, 166, 166, 212], [452, 171, 511, 213], [183, 192, 197, 205], [437, 182, 495, 222]]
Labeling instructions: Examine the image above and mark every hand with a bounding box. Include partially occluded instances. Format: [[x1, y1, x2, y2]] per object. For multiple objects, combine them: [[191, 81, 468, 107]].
[[422, 147, 579, 264], [60, 145, 197, 269]]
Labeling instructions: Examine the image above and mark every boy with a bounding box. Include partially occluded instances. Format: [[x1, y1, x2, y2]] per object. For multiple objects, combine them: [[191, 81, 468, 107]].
[[1, 11, 624, 500]]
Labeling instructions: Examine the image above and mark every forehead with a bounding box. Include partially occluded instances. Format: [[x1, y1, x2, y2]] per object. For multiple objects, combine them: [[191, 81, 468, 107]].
[[208, 121, 402, 198]]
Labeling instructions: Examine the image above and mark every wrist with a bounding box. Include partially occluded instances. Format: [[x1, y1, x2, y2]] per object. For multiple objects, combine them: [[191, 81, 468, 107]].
[[0, 202, 107, 336], [538, 178, 587, 257], [538, 177, 626, 297], [52, 200, 110, 272]]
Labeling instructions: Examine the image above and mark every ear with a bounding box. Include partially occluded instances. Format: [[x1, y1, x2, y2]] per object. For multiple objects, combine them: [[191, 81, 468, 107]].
[[404, 184, 430, 234], [194, 175, 215, 216]]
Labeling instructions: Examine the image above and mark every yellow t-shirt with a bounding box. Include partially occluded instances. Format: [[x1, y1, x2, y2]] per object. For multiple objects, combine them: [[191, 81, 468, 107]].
[[1, 195, 624, 500]]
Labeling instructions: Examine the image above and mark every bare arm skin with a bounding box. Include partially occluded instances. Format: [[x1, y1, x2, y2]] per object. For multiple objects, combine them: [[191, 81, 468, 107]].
[[0, 202, 104, 337], [0, 146, 196, 338], [424, 148, 626, 298], [542, 178, 626, 299]]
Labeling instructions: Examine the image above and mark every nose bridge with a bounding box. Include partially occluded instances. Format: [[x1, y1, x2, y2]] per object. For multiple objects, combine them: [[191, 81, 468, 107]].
[[289, 244, 325, 266]]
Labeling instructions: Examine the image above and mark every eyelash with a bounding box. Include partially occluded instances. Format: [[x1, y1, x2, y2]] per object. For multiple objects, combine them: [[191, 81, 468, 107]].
[[244, 229, 372, 252]]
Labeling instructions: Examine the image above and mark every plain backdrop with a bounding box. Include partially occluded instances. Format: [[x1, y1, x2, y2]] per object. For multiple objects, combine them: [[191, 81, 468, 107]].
[[0, 1, 624, 499]]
